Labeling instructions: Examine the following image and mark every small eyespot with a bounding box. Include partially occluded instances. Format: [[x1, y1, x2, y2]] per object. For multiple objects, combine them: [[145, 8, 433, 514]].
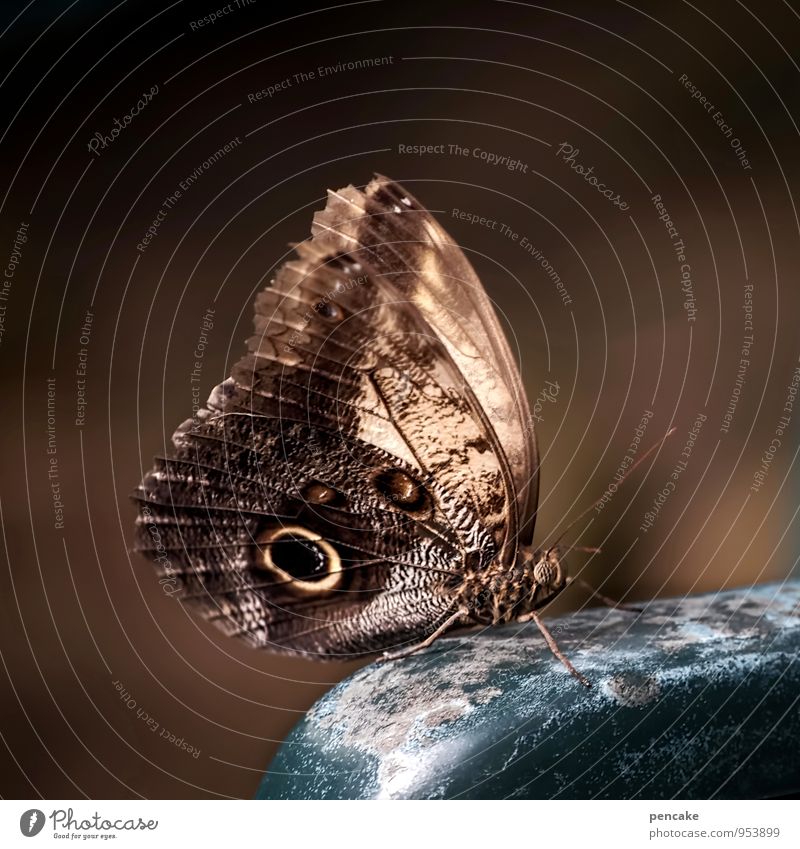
[[317, 301, 342, 320], [301, 481, 342, 506], [257, 525, 342, 596], [373, 468, 429, 512]]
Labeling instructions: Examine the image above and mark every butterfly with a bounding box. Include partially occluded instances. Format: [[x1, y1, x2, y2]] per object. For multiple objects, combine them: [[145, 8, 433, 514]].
[[134, 174, 647, 686]]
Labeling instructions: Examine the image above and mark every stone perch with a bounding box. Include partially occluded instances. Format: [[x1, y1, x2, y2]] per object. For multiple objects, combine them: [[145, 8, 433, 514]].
[[258, 581, 800, 799]]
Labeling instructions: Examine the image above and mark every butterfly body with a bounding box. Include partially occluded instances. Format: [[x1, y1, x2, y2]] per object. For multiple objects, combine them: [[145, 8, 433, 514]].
[[134, 174, 573, 663], [453, 547, 567, 627]]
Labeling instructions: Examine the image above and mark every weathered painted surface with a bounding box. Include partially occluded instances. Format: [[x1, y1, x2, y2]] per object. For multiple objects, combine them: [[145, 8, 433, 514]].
[[258, 581, 800, 799]]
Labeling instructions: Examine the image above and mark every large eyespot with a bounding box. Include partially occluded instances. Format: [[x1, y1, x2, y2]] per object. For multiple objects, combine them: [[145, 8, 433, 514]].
[[257, 525, 342, 596], [373, 468, 429, 512]]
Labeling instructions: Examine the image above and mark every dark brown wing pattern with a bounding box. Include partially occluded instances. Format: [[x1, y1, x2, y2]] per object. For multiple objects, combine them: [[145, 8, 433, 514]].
[[134, 176, 536, 658]]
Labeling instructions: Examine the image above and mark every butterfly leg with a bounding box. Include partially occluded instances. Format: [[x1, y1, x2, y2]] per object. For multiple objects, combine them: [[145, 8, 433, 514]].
[[379, 607, 468, 663], [520, 610, 591, 688], [569, 576, 644, 613]]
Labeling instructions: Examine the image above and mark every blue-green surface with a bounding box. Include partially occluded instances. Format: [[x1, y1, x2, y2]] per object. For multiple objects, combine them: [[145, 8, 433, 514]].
[[258, 582, 800, 799]]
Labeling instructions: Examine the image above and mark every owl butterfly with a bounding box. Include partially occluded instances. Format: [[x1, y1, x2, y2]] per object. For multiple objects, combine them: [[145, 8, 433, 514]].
[[134, 175, 651, 686]]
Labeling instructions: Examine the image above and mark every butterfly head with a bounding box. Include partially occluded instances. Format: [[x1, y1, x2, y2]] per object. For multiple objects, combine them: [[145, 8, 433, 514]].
[[523, 546, 569, 606]]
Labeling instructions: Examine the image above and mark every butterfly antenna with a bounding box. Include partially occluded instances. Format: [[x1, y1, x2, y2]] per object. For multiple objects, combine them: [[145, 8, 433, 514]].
[[545, 426, 677, 557]]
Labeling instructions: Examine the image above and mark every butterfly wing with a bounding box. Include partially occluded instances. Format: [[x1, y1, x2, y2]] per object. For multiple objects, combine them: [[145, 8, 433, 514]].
[[316, 175, 539, 540], [133, 176, 533, 658]]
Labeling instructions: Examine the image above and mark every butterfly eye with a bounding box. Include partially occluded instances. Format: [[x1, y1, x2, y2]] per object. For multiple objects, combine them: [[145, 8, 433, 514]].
[[533, 560, 556, 586], [373, 468, 429, 512], [257, 525, 342, 596]]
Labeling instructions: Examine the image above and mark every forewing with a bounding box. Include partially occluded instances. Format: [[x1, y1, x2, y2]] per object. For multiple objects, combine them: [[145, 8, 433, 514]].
[[312, 175, 539, 541]]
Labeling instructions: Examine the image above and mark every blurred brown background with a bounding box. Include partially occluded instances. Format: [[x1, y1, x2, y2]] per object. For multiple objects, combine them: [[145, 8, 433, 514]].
[[1, 0, 799, 798]]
